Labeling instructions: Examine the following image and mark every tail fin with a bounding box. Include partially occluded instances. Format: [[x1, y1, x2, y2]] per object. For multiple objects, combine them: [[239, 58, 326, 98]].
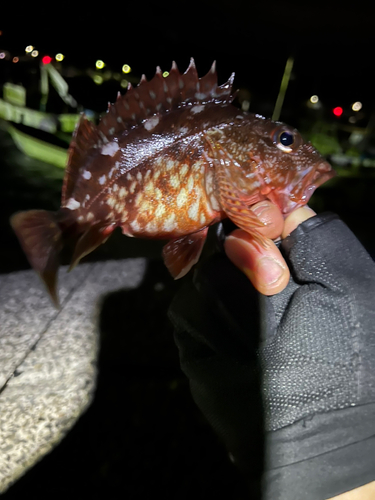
[[10, 210, 63, 307]]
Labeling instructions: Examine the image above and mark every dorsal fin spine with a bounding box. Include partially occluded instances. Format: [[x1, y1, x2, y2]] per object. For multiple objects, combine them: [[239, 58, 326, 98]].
[[186, 58, 196, 72]]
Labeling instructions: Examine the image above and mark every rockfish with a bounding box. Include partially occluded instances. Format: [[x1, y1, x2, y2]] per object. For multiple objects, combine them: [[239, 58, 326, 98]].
[[10, 59, 335, 305]]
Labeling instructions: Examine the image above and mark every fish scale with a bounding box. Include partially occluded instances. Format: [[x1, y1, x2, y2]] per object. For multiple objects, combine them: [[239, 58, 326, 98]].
[[110, 150, 215, 239], [10, 59, 335, 306]]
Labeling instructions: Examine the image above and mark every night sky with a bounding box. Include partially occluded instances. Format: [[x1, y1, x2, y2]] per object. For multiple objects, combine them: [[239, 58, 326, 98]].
[[2, 1, 375, 109]]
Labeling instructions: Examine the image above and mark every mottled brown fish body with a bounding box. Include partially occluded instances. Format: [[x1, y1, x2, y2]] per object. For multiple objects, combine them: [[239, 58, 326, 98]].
[[10, 59, 335, 305], [63, 103, 242, 240]]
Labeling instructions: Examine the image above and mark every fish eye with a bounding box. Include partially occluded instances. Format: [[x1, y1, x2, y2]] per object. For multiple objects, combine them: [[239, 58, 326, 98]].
[[272, 126, 301, 153], [279, 131, 294, 147]]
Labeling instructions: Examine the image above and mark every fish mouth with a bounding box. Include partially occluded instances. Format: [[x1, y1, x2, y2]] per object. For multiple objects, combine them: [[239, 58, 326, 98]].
[[311, 160, 336, 188], [272, 160, 336, 216], [301, 161, 336, 203]]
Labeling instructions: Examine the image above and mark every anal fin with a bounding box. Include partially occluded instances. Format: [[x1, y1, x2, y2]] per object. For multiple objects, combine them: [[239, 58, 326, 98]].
[[162, 227, 209, 279]]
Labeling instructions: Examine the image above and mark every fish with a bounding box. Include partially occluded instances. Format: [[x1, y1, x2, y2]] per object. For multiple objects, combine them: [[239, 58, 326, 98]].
[[10, 58, 335, 306]]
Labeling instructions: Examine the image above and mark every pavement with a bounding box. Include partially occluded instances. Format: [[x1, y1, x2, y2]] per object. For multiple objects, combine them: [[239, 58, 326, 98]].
[[0, 258, 146, 493]]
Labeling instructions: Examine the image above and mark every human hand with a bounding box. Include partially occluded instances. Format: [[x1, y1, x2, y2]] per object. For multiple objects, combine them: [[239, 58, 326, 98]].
[[224, 201, 317, 295]]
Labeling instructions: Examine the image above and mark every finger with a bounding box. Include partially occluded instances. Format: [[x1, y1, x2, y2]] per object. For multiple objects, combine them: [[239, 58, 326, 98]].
[[282, 205, 316, 239], [224, 229, 290, 295], [250, 200, 284, 240]]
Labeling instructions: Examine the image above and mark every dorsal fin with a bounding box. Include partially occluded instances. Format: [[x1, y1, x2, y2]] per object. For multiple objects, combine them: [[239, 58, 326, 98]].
[[96, 58, 235, 140], [62, 115, 102, 204], [63, 59, 235, 203]]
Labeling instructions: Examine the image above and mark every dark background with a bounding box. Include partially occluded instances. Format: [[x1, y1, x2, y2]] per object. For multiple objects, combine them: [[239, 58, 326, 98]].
[[1, 3, 375, 498], [3, 1, 375, 108]]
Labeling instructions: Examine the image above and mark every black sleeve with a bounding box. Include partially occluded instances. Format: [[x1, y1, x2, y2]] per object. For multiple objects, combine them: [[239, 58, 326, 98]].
[[169, 213, 375, 500]]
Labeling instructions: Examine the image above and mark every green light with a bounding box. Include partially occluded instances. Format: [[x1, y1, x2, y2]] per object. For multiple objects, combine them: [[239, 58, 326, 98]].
[[55, 53, 64, 62], [162, 71, 169, 77], [96, 60, 105, 69], [93, 75, 103, 85], [122, 64, 131, 74]]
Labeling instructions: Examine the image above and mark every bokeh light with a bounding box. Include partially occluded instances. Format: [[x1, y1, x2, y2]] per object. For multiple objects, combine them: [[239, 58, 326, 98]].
[[310, 95, 319, 103], [120, 79, 128, 88], [25, 45, 34, 53], [31, 50, 39, 57], [0, 52, 5, 59], [42, 55, 52, 65], [122, 64, 131, 74], [162, 71, 169, 78], [93, 75, 103, 85], [12, 57, 19, 63], [352, 101, 362, 111], [96, 60, 105, 69], [242, 99, 250, 112], [333, 106, 343, 117], [55, 53, 64, 61]]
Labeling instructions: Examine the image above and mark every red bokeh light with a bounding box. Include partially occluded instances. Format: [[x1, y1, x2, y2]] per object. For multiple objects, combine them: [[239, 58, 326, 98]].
[[333, 106, 343, 117], [42, 55, 52, 65]]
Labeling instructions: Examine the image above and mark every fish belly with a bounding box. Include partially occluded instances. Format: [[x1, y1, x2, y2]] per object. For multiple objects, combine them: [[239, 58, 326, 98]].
[[114, 161, 218, 239]]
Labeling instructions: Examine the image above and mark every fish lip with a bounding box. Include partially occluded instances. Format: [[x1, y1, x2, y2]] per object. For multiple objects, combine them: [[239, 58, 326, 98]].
[[277, 163, 336, 216], [312, 165, 336, 188], [290, 166, 336, 214], [301, 165, 336, 200]]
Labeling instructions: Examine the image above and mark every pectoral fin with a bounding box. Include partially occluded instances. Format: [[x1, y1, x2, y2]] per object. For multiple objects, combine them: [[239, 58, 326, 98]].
[[206, 138, 268, 248], [69, 222, 116, 271], [162, 227, 209, 279]]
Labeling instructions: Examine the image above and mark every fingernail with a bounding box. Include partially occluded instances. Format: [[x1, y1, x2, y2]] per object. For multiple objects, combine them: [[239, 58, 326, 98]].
[[256, 257, 285, 285], [251, 201, 271, 219]]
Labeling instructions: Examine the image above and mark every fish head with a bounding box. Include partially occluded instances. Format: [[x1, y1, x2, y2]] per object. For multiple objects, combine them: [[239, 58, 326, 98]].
[[248, 118, 335, 215]]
